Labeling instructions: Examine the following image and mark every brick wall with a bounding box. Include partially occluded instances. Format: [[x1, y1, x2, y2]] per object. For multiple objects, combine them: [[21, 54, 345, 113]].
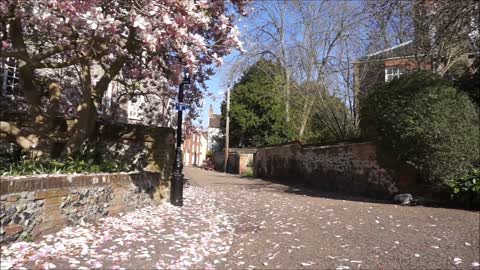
[[213, 149, 256, 175], [0, 171, 168, 244], [237, 151, 254, 175], [254, 142, 415, 199]]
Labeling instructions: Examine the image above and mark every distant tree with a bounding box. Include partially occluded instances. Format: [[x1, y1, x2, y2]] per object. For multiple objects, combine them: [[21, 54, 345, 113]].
[[365, 0, 414, 53], [413, 0, 479, 76], [220, 59, 294, 147], [290, 81, 356, 144], [365, 0, 479, 77]]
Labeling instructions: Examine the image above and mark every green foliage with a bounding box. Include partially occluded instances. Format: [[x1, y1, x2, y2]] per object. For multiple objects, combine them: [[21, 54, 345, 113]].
[[0, 144, 129, 176], [449, 168, 480, 194], [221, 59, 295, 147], [360, 71, 480, 186], [19, 233, 34, 242], [241, 159, 254, 177], [453, 63, 480, 108], [241, 170, 254, 177], [303, 90, 358, 144], [448, 168, 480, 207]]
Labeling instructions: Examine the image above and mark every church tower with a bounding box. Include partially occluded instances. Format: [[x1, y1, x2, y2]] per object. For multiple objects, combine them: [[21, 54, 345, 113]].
[[209, 104, 214, 118]]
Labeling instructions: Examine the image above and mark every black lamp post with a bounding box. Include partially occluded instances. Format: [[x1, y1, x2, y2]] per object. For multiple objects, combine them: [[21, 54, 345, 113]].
[[171, 68, 190, 207]]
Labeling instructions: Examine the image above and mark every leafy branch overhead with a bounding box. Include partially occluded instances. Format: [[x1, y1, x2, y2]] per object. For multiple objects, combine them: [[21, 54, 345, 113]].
[[0, 0, 250, 156]]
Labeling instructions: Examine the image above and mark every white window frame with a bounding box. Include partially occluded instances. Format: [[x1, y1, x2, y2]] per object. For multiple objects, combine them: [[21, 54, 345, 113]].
[[1, 57, 20, 96], [385, 67, 404, 82], [127, 95, 145, 120], [102, 82, 113, 112]]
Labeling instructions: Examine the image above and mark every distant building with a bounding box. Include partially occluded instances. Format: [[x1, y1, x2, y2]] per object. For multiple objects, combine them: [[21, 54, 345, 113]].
[[0, 61, 175, 127], [206, 105, 221, 152], [354, 0, 479, 111], [182, 130, 207, 167], [353, 40, 420, 102]]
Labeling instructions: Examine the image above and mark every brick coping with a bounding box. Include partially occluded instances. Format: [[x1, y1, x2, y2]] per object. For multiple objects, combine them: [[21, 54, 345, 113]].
[[0, 171, 138, 180], [259, 141, 374, 150], [0, 171, 161, 195]]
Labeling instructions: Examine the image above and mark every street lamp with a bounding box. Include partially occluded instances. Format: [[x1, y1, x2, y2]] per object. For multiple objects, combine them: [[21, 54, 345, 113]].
[[171, 68, 190, 207]]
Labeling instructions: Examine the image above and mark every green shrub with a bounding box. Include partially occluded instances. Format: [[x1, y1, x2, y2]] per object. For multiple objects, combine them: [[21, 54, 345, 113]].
[[448, 168, 480, 207], [453, 59, 480, 107], [241, 170, 254, 177], [19, 233, 34, 242], [0, 144, 130, 176], [360, 71, 480, 186]]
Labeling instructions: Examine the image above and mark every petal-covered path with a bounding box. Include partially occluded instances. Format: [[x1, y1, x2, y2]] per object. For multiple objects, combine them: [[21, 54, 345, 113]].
[[1, 167, 479, 269]]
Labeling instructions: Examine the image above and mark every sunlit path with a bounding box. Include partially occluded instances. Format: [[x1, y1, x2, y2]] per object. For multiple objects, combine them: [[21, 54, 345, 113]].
[[2, 167, 479, 269]]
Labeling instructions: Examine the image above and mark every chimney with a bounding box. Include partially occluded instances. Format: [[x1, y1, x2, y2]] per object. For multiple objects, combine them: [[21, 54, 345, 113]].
[[209, 104, 213, 118]]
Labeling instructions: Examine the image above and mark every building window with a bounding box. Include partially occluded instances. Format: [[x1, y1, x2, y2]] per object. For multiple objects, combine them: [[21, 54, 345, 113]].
[[127, 95, 145, 120], [385, 67, 404, 82], [1, 58, 20, 96], [101, 82, 114, 113]]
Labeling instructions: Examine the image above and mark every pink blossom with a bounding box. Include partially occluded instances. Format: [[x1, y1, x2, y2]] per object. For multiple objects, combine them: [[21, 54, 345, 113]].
[[175, 14, 185, 25], [133, 16, 148, 30], [1, 0, 251, 120]]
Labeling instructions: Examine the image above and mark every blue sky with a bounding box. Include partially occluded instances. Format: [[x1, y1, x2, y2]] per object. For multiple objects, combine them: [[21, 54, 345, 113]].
[[195, 0, 365, 130], [195, 53, 236, 129], [195, 27, 246, 129]]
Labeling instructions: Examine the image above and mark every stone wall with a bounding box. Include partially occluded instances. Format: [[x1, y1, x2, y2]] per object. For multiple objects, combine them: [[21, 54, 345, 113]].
[[254, 142, 415, 199], [96, 123, 175, 177], [0, 171, 168, 244]]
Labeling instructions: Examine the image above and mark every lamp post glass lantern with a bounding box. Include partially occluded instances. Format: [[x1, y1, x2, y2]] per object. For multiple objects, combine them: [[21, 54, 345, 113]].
[[171, 68, 190, 207]]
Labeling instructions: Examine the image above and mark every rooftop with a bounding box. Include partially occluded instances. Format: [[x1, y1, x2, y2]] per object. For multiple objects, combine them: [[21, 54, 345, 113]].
[[208, 114, 221, 128], [357, 40, 415, 62]]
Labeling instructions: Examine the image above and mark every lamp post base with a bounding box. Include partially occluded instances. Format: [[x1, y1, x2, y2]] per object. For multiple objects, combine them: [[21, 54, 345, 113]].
[[171, 171, 184, 206]]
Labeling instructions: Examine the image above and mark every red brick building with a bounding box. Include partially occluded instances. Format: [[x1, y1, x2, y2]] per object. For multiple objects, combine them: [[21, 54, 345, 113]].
[[182, 130, 207, 167], [354, 0, 479, 111]]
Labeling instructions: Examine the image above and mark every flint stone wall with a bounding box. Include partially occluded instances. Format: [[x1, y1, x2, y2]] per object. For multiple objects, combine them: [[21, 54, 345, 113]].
[[95, 123, 175, 175], [254, 142, 416, 199], [0, 171, 167, 243]]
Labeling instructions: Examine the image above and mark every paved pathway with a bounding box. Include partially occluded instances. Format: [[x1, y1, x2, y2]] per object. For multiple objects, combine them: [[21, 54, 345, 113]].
[[1, 168, 479, 269]]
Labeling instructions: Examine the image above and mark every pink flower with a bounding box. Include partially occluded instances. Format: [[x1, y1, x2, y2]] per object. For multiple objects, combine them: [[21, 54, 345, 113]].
[[2, 41, 11, 49], [42, 262, 56, 270], [133, 16, 147, 30], [175, 14, 185, 25], [170, 64, 184, 85]]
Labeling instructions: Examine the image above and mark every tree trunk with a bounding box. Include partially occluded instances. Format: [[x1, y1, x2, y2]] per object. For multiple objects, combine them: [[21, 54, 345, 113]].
[[284, 70, 290, 123], [298, 98, 314, 141], [279, 2, 290, 123], [61, 100, 98, 156], [60, 63, 98, 157]]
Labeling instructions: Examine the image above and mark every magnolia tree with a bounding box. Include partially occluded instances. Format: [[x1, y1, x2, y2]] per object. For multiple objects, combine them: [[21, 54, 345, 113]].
[[0, 0, 249, 156]]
